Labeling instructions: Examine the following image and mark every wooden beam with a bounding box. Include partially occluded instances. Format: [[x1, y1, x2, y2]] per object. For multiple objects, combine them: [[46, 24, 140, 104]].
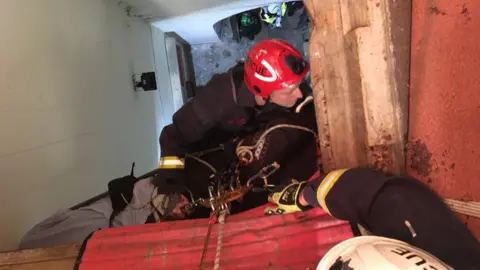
[[0, 245, 79, 270], [305, 0, 411, 173]]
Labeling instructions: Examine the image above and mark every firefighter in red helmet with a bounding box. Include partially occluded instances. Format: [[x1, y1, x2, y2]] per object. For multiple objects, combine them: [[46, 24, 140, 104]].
[[244, 39, 309, 108], [152, 40, 313, 217]]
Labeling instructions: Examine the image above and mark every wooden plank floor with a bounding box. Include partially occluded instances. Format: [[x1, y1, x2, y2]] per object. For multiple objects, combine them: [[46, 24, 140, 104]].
[[0, 245, 79, 270]]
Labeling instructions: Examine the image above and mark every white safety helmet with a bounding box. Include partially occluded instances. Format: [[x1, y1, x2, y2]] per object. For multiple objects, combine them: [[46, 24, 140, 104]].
[[266, 4, 282, 15], [317, 236, 453, 270]]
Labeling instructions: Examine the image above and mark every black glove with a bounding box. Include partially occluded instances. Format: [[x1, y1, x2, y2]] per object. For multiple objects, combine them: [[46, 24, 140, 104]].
[[107, 162, 138, 213], [108, 174, 137, 213], [151, 169, 187, 194], [151, 189, 191, 221]]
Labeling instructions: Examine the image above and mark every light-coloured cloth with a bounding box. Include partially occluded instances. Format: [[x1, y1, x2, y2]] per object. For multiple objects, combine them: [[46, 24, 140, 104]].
[[112, 177, 155, 228], [20, 178, 155, 249]]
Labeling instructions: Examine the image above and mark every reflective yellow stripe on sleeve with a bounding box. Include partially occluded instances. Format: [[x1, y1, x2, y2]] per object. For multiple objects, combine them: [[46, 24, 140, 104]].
[[281, 2, 287, 16], [261, 13, 275, 24], [316, 169, 348, 215], [159, 156, 185, 169]]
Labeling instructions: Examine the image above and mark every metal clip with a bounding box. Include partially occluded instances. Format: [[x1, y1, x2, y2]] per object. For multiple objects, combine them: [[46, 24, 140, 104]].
[[208, 186, 216, 211], [246, 162, 281, 188]]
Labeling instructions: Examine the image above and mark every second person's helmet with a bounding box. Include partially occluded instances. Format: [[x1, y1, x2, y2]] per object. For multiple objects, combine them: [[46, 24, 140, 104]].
[[317, 236, 452, 270]]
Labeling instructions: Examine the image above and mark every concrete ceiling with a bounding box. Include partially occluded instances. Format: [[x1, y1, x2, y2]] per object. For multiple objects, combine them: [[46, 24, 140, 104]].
[[118, 0, 239, 20]]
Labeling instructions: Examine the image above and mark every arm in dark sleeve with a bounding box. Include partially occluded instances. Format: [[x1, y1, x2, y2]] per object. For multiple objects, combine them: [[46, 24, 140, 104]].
[[302, 168, 480, 269], [302, 168, 388, 222], [159, 72, 236, 158], [155, 72, 237, 191]]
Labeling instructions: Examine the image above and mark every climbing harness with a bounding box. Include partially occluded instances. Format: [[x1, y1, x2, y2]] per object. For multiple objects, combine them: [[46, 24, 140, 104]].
[[184, 162, 280, 214], [197, 162, 280, 269], [236, 124, 318, 165], [245, 162, 280, 191], [236, 95, 318, 165]]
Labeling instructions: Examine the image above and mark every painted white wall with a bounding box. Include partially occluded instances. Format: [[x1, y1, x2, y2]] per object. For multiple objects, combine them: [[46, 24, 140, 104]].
[[152, 0, 288, 45], [119, 0, 238, 20], [151, 27, 177, 129], [0, 0, 169, 251]]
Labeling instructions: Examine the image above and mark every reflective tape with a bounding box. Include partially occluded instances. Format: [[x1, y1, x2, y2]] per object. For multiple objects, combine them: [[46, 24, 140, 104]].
[[316, 169, 348, 215], [159, 156, 185, 169], [260, 12, 275, 24], [281, 2, 287, 16]]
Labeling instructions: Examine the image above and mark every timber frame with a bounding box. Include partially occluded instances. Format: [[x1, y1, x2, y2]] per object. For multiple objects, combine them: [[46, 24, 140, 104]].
[[304, 0, 411, 173]]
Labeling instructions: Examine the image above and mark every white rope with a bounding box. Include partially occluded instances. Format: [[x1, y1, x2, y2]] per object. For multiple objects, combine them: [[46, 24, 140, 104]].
[[185, 154, 217, 174], [214, 210, 227, 270], [295, 96, 314, 113], [444, 199, 480, 219]]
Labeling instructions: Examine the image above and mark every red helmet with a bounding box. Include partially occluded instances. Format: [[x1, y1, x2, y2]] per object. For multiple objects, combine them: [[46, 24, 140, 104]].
[[244, 39, 309, 98]]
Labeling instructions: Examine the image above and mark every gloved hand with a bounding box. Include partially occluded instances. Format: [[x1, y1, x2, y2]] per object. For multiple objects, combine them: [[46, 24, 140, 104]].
[[151, 169, 187, 194], [151, 188, 192, 221], [108, 174, 137, 213], [264, 180, 310, 215], [107, 163, 138, 214]]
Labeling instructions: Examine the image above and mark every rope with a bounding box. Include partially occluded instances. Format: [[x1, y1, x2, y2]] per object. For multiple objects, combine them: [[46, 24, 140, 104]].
[[214, 210, 227, 270], [189, 144, 225, 157], [236, 124, 318, 165], [185, 154, 217, 174], [199, 219, 214, 269], [199, 210, 227, 269], [295, 96, 314, 113]]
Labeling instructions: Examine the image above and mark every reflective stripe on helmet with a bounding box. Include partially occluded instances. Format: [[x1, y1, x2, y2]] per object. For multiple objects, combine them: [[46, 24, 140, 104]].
[[254, 60, 278, 82]]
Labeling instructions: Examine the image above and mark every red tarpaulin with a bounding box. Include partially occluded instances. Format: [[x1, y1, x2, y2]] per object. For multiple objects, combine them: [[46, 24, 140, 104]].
[[76, 206, 353, 269]]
